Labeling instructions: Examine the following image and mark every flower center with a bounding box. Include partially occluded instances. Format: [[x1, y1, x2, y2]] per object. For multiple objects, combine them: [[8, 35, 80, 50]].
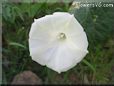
[[57, 33, 66, 40]]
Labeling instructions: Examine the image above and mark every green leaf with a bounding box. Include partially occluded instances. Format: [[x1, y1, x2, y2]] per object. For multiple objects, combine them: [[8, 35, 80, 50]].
[[13, 6, 24, 21], [82, 59, 96, 72], [69, 4, 90, 23], [28, 4, 42, 17], [9, 42, 27, 49]]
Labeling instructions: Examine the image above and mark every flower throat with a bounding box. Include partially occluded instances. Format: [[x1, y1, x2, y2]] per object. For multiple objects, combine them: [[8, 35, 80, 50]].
[[57, 33, 66, 41]]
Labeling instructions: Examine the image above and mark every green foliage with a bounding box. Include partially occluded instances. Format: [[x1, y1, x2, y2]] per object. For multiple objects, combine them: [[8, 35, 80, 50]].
[[69, 7, 114, 47], [8, 42, 27, 49], [82, 59, 96, 73]]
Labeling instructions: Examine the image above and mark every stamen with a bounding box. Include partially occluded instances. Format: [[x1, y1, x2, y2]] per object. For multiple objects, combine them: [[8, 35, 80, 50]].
[[57, 33, 66, 40]]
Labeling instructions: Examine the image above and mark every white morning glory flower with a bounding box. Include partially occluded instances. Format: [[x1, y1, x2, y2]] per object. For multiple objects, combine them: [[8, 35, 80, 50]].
[[29, 12, 88, 73]]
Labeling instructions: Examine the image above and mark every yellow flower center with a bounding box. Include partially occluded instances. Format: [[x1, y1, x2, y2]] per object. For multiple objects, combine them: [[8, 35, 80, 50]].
[[57, 33, 66, 40]]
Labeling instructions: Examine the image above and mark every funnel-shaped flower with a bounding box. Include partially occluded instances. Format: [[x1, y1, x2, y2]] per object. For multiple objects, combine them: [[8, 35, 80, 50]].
[[29, 12, 88, 73]]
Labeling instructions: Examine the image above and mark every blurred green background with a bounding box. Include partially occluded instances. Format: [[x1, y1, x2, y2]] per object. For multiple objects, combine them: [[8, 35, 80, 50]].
[[2, 0, 114, 84]]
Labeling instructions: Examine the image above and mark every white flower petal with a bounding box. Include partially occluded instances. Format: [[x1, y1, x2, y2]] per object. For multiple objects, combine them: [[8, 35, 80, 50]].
[[64, 15, 84, 34], [29, 38, 58, 65], [29, 16, 53, 39], [29, 12, 89, 73], [68, 31, 88, 51], [46, 41, 87, 73]]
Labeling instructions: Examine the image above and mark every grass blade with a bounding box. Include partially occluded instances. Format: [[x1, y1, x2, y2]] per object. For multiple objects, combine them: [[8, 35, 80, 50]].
[[82, 59, 96, 72], [9, 42, 26, 49]]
